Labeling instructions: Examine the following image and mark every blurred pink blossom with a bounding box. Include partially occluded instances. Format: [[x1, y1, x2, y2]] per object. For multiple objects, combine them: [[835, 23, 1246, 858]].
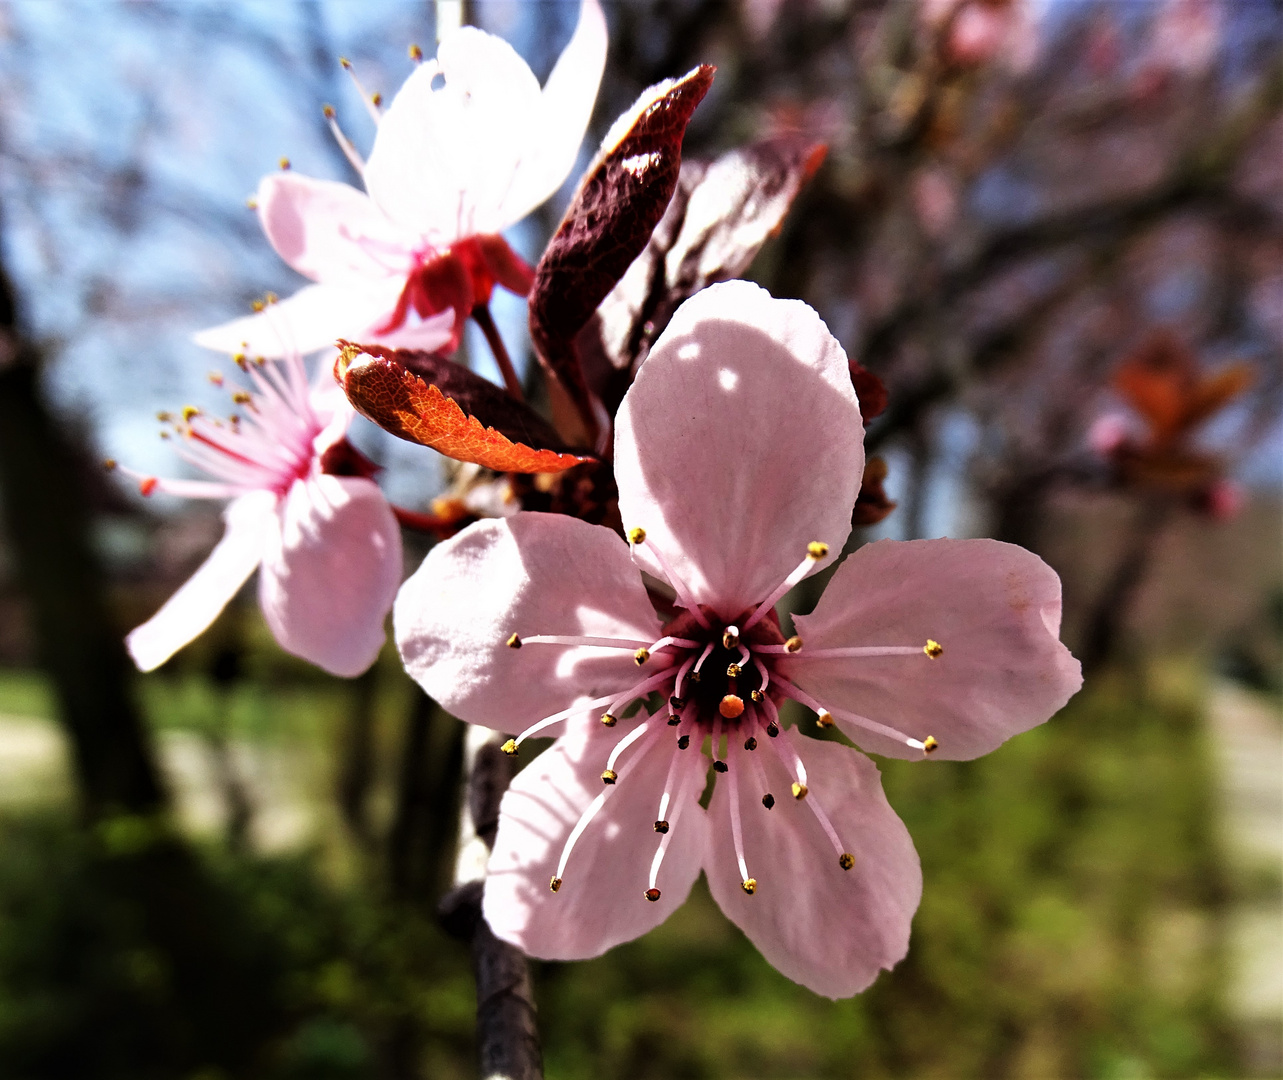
[[394, 282, 1081, 997], [120, 350, 401, 677], [197, 0, 606, 359], [1087, 412, 1133, 457], [923, 0, 1038, 72]]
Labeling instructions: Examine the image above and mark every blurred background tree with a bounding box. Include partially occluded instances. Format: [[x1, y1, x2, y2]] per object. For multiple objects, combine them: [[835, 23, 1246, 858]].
[[0, 1, 1278, 1077]]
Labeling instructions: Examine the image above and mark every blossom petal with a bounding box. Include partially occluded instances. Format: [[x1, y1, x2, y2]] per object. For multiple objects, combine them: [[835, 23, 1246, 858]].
[[705, 735, 920, 999], [395, 513, 664, 735], [484, 723, 709, 959], [126, 491, 275, 672], [499, 0, 608, 226], [787, 538, 1082, 760], [615, 281, 864, 619], [364, 28, 541, 241], [255, 172, 412, 284], [193, 281, 405, 358], [258, 474, 401, 677]]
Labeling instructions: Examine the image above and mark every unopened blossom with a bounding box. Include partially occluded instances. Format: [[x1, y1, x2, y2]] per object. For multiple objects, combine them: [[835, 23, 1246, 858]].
[[396, 281, 1081, 997], [120, 349, 400, 678], [196, 0, 607, 359]]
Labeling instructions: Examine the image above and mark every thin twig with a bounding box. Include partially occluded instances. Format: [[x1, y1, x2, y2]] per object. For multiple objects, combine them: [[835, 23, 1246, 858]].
[[473, 303, 526, 402]]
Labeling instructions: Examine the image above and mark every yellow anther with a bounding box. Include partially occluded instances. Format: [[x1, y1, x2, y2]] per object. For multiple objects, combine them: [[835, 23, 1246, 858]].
[[741, 878, 757, 895], [726, 663, 741, 678], [762, 793, 775, 809], [839, 853, 855, 870], [925, 639, 943, 658], [409, 43, 424, 61], [233, 353, 247, 370], [792, 782, 808, 800], [601, 769, 617, 785], [644, 887, 661, 902], [785, 636, 803, 653], [923, 735, 939, 755], [264, 292, 278, 305], [816, 710, 834, 729], [600, 712, 617, 728], [722, 626, 739, 649], [232, 391, 251, 405], [500, 739, 518, 757], [506, 633, 522, 649], [251, 299, 265, 312], [181, 405, 200, 422], [634, 648, 650, 665], [245, 197, 258, 210], [103, 458, 117, 471], [370, 92, 382, 106], [339, 56, 352, 69], [253, 355, 267, 366], [159, 431, 171, 440], [807, 541, 829, 560], [653, 820, 669, 834], [322, 104, 336, 119], [549, 876, 562, 893], [278, 157, 291, 170], [719, 694, 745, 719], [627, 526, 646, 545], [156, 410, 172, 422], [750, 689, 764, 703]]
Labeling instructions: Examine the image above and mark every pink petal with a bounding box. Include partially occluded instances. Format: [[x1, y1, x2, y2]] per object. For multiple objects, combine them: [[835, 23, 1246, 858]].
[[705, 735, 921, 999], [499, 0, 608, 226], [364, 28, 541, 241], [193, 280, 405, 358], [126, 491, 275, 671], [787, 539, 1082, 760], [394, 514, 664, 735], [255, 172, 412, 284], [615, 281, 864, 620], [258, 474, 401, 677], [484, 723, 709, 959]]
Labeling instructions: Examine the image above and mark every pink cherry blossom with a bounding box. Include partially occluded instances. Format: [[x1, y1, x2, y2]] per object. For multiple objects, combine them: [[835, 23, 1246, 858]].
[[394, 281, 1081, 997], [120, 348, 401, 678], [196, 0, 607, 359]]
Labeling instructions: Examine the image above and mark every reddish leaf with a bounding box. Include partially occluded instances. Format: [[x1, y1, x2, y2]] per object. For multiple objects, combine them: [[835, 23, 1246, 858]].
[[335, 342, 591, 474], [852, 456, 897, 526], [528, 65, 715, 430], [579, 134, 828, 389], [849, 360, 888, 422]]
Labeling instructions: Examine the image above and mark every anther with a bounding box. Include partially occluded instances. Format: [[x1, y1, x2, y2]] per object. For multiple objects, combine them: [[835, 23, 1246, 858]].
[[322, 104, 336, 119], [741, 878, 757, 895], [208, 371, 224, 387], [601, 769, 617, 785], [627, 527, 646, 545], [722, 626, 739, 649], [156, 410, 171, 422], [251, 299, 265, 312], [634, 648, 650, 665], [924, 639, 943, 658], [839, 853, 855, 870], [762, 793, 775, 809], [785, 636, 803, 653], [371, 92, 383, 106], [506, 633, 522, 648], [688, 669, 701, 683], [600, 713, 617, 728], [767, 722, 780, 738], [233, 353, 247, 370], [549, 876, 562, 893], [231, 391, 251, 405], [726, 663, 742, 678], [792, 782, 808, 800], [719, 694, 745, 719], [923, 735, 939, 755], [669, 696, 686, 711], [264, 292, 278, 305], [644, 887, 661, 902], [653, 820, 669, 834], [103, 458, 117, 471], [245, 197, 258, 210], [807, 541, 829, 559], [409, 43, 423, 61], [339, 56, 352, 69], [713, 760, 728, 774], [677, 735, 690, 750], [816, 710, 835, 729], [500, 739, 518, 757], [666, 714, 681, 726], [744, 737, 758, 751], [750, 689, 764, 703], [278, 157, 291, 170], [182, 405, 200, 422]]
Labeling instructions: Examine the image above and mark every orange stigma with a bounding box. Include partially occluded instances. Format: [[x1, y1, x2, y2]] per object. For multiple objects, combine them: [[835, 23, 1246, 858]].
[[719, 694, 745, 719]]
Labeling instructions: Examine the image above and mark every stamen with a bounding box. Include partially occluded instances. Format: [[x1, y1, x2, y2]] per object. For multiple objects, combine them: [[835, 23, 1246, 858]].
[[409, 43, 423, 61], [743, 541, 833, 630], [601, 770, 617, 785], [816, 710, 835, 729], [741, 878, 757, 895], [711, 716, 726, 772], [510, 693, 616, 749], [507, 633, 521, 648], [598, 668, 682, 731], [322, 104, 366, 175], [744, 736, 758, 751], [605, 717, 655, 775], [677, 734, 690, 750], [672, 655, 697, 699], [772, 676, 929, 753], [778, 644, 929, 660], [691, 642, 715, 682], [645, 887, 661, 901], [500, 739, 517, 756], [722, 625, 739, 649], [516, 634, 652, 650], [726, 663, 742, 678], [728, 742, 752, 891], [627, 527, 710, 628], [649, 746, 697, 891], [751, 656, 772, 697], [925, 639, 943, 658], [549, 877, 562, 893], [634, 649, 650, 665], [839, 853, 855, 870], [339, 56, 383, 124], [922, 735, 939, 755]]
